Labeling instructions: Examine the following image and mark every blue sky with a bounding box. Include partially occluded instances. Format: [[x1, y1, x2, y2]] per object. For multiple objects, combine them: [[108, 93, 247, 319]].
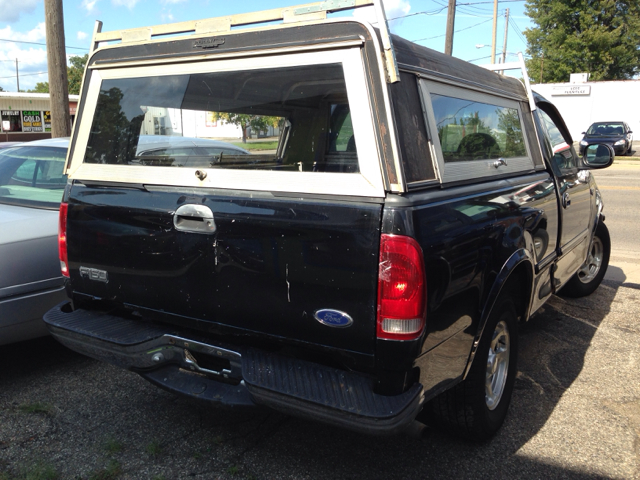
[[0, 0, 533, 92]]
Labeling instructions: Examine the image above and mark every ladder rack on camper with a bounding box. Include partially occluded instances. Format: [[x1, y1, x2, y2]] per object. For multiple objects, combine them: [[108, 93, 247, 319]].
[[480, 52, 537, 112], [90, 0, 400, 82]]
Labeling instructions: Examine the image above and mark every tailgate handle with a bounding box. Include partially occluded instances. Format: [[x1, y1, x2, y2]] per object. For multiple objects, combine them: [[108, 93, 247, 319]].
[[174, 204, 216, 234]]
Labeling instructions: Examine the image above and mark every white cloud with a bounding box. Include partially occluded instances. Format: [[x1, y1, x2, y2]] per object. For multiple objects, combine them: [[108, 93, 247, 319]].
[[161, 11, 175, 22], [161, 0, 187, 4], [111, 0, 141, 9], [82, 0, 99, 12], [353, 0, 411, 29], [0, 45, 48, 92], [0, 23, 46, 43], [0, 0, 40, 23], [77, 31, 88, 40]]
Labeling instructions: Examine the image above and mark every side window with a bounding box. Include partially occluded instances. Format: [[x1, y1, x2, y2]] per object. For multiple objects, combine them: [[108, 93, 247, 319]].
[[538, 109, 575, 171], [430, 95, 526, 163], [11, 159, 37, 184], [419, 80, 533, 183]]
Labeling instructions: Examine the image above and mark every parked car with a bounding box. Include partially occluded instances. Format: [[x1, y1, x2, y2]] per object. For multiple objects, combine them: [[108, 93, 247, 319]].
[[0, 142, 21, 150], [136, 135, 250, 155], [134, 135, 250, 167], [0, 138, 69, 345], [44, 0, 614, 441], [580, 121, 633, 156]]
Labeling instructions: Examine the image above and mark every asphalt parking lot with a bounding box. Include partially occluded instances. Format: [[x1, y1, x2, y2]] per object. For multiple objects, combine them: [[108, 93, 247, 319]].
[[1, 268, 639, 479], [2, 154, 640, 479]]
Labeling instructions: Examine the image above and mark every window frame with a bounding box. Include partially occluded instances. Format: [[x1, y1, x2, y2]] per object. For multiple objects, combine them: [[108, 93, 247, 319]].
[[67, 48, 385, 198], [418, 80, 535, 184], [537, 107, 577, 173]]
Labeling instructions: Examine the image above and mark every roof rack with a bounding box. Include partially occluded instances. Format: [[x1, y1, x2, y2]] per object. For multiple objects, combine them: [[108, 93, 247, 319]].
[[90, 0, 399, 82], [480, 52, 537, 112]]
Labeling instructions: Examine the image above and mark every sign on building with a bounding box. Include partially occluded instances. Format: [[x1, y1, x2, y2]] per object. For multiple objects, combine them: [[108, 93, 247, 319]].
[[43, 111, 52, 133], [22, 110, 44, 132], [1, 110, 22, 132], [552, 85, 591, 96]]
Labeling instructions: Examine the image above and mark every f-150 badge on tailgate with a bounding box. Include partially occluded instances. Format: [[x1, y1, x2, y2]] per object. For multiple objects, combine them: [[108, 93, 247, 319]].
[[314, 309, 353, 328], [79, 267, 108, 283]]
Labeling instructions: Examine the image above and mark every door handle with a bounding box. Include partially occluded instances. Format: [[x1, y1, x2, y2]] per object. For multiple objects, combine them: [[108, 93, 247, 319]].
[[173, 204, 216, 234], [562, 192, 571, 208]]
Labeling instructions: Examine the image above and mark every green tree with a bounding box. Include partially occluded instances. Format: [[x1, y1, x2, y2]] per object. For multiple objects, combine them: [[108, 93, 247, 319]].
[[28, 82, 50, 93], [67, 54, 88, 95], [0, 85, 4, 92], [22, 54, 87, 95], [524, 0, 640, 83], [213, 112, 281, 143]]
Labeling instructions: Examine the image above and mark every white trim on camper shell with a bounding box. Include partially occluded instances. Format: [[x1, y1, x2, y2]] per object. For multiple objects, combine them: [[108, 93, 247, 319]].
[[67, 48, 386, 198], [419, 79, 535, 184]]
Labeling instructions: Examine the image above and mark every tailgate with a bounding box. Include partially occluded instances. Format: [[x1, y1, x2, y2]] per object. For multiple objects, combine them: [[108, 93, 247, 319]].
[[63, 42, 390, 356], [66, 185, 383, 354]]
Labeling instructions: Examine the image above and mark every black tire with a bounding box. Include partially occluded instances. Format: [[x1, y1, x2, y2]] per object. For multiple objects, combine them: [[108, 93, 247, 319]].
[[423, 297, 518, 441], [560, 221, 611, 298]]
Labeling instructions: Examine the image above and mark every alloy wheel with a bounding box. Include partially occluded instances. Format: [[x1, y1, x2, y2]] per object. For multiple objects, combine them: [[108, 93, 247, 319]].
[[485, 320, 510, 410]]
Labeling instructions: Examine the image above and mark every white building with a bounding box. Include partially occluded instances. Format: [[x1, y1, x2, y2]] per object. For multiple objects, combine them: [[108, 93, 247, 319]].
[[532, 77, 640, 142], [0, 92, 80, 142]]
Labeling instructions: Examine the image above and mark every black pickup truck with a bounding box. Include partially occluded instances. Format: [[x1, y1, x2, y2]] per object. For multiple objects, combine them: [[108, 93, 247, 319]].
[[45, 0, 614, 441]]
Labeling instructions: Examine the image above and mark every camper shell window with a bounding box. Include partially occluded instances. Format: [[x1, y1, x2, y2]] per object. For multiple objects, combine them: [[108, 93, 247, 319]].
[[83, 64, 359, 173]]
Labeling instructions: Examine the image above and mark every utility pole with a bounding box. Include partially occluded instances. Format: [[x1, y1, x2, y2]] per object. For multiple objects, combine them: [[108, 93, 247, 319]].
[[501, 9, 509, 65], [15, 59, 19, 92], [44, 0, 71, 137], [491, 0, 498, 63], [444, 0, 456, 55]]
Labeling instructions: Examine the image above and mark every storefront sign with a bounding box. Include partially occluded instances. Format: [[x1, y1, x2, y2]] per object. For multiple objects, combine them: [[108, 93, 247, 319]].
[[43, 111, 52, 132], [552, 85, 591, 96], [22, 110, 44, 132], [1, 110, 22, 132]]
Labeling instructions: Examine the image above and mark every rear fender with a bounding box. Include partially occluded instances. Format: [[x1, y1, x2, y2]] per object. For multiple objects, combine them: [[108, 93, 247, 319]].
[[462, 248, 534, 379]]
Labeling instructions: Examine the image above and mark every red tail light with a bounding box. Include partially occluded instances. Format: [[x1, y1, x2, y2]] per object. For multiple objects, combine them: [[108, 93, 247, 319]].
[[377, 234, 426, 341], [59, 202, 69, 277]]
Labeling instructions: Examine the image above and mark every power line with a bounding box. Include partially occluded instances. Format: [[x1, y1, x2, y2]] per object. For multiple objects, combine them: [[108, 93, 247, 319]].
[[466, 51, 526, 63], [467, 54, 493, 63], [433, 0, 500, 20], [0, 71, 47, 79], [0, 38, 89, 51], [388, 6, 448, 21], [509, 17, 527, 45], [459, 0, 524, 4], [388, 0, 522, 21], [412, 17, 493, 43]]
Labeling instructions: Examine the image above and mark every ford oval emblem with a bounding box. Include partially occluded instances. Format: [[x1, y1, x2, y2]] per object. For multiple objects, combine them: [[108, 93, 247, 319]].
[[314, 309, 353, 328]]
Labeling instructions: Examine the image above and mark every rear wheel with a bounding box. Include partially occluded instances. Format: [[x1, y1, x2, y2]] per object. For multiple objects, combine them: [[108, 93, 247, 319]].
[[561, 221, 610, 298], [424, 297, 518, 441]]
